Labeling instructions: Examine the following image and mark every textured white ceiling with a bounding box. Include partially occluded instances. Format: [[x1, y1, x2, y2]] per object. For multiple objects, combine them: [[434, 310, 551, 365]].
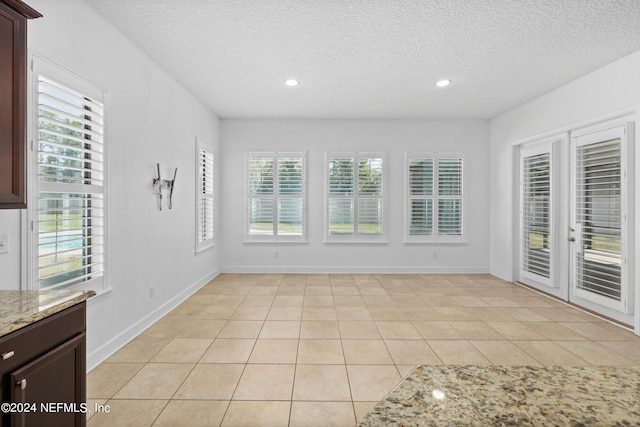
[[84, 0, 640, 119]]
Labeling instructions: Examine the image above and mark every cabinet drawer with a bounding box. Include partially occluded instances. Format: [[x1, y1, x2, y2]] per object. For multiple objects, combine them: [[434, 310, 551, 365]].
[[10, 333, 85, 427], [0, 304, 85, 373]]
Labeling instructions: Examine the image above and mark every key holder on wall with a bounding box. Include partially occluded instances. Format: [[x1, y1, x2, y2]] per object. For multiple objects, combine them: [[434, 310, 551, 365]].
[[152, 163, 177, 210]]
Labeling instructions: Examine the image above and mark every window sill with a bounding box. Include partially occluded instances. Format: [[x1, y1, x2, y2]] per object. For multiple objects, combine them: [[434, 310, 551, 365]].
[[243, 240, 309, 245], [86, 286, 114, 306], [323, 241, 389, 246], [196, 241, 216, 254], [403, 240, 468, 245]]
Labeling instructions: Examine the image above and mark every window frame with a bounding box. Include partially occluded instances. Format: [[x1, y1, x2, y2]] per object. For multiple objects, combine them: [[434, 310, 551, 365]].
[[404, 152, 465, 244], [26, 55, 109, 292], [324, 151, 387, 244], [244, 151, 307, 244], [195, 138, 215, 252]]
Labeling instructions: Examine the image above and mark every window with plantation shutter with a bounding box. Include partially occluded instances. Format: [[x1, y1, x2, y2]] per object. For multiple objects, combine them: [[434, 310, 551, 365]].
[[520, 144, 553, 285], [405, 153, 464, 243], [246, 152, 306, 242], [326, 152, 385, 243], [196, 140, 214, 252], [31, 60, 106, 290]]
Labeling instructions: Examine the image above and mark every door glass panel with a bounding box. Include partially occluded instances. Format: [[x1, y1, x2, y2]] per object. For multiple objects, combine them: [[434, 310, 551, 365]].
[[521, 153, 551, 278]]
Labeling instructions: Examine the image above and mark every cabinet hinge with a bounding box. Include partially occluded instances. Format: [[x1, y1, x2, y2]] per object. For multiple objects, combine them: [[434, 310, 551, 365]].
[[30, 221, 34, 232], [30, 60, 33, 71]]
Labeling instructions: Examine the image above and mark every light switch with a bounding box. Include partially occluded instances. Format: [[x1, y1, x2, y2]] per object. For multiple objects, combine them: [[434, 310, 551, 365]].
[[0, 233, 8, 254]]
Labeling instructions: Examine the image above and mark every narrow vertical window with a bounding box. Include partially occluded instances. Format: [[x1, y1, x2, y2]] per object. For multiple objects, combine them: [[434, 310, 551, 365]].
[[196, 140, 214, 251], [405, 152, 464, 243], [326, 152, 385, 243], [247, 152, 306, 242], [33, 63, 106, 290]]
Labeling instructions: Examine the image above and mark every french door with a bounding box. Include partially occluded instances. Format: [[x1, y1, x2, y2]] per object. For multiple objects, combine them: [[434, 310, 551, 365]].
[[569, 125, 629, 313], [519, 122, 633, 322]]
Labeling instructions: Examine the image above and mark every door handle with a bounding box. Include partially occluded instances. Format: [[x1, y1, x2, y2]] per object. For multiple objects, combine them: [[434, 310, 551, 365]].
[[568, 237, 575, 242], [16, 378, 26, 390]]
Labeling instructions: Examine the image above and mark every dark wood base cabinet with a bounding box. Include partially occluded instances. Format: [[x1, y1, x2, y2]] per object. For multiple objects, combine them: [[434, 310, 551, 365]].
[[0, 303, 87, 427]]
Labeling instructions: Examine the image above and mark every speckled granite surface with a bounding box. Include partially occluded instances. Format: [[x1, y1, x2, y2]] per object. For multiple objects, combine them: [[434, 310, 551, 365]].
[[359, 365, 640, 427], [0, 290, 95, 337]]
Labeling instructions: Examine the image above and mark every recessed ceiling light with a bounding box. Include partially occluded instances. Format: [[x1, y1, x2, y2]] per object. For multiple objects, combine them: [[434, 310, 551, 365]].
[[285, 79, 299, 87], [435, 79, 451, 87]]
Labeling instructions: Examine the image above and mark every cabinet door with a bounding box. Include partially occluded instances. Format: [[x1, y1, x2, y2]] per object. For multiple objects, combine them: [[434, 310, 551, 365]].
[[0, 2, 27, 208], [10, 333, 86, 427]]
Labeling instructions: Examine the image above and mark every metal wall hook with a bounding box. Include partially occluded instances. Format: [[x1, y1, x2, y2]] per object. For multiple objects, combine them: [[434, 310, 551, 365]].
[[153, 163, 177, 210]]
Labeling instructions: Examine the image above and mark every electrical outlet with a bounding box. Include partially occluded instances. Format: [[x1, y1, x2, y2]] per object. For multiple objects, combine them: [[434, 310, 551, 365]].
[[274, 251, 279, 259], [0, 234, 8, 254], [150, 286, 156, 298]]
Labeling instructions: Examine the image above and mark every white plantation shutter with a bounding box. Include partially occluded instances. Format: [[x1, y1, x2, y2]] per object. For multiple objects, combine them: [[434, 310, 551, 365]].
[[36, 72, 105, 290], [277, 157, 304, 236], [520, 149, 552, 281], [405, 153, 464, 243], [358, 157, 383, 235], [438, 158, 463, 236], [247, 152, 305, 241], [408, 158, 434, 236], [249, 156, 275, 236], [327, 153, 385, 242], [196, 141, 214, 251], [328, 157, 355, 235]]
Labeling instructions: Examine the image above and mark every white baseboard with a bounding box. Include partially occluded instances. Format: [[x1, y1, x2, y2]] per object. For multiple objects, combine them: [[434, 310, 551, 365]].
[[488, 267, 513, 282], [221, 265, 489, 274], [86, 268, 220, 371]]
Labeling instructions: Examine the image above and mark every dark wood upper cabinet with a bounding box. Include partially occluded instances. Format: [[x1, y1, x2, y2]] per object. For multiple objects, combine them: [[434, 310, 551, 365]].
[[0, 0, 41, 209]]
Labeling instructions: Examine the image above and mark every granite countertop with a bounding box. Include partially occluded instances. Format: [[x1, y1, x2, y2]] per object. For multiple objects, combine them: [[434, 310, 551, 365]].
[[0, 290, 95, 337], [359, 365, 640, 426]]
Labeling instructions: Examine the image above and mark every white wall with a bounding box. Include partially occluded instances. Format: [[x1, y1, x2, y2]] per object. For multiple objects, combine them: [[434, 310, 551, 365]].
[[220, 119, 490, 273], [0, 211, 22, 290], [0, 0, 221, 369], [489, 50, 640, 332]]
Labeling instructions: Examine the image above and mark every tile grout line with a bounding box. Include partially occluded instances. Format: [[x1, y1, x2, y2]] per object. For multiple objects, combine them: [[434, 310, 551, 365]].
[[87, 273, 640, 426]]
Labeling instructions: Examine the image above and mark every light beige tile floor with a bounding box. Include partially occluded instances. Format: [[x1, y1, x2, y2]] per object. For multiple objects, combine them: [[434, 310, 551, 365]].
[[87, 274, 640, 426]]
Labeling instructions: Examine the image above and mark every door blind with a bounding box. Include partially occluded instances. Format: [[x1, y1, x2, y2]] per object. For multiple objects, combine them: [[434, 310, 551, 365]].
[[575, 138, 622, 301], [37, 75, 105, 289], [521, 152, 551, 278]]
